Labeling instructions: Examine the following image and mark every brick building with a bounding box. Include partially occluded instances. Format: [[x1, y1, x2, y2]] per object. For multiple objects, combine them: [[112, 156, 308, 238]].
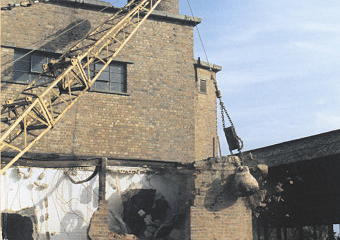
[[1, 0, 220, 162], [1, 0, 253, 239]]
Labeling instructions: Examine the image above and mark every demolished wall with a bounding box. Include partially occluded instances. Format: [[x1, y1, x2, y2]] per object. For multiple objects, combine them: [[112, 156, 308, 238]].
[[191, 157, 253, 240], [1, 165, 194, 240], [1, 157, 253, 240]]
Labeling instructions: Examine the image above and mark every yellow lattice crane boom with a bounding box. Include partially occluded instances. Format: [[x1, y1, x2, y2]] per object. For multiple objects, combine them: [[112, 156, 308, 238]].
[[0, 0, 162, 174]]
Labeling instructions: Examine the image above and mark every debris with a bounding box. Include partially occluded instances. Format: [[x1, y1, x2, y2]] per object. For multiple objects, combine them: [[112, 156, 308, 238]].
[[233, 166, 259, 197], [38, 172, 45, 180], [137, 209, 146, 217], [249, 152, 255, 160], [256, 164, 268, 177], [143, 214, 153, 226], [20, 0, 31, 7], [34, 181, 49, 190], [275, 185, 284, 193], [109, 211, 129, 235]]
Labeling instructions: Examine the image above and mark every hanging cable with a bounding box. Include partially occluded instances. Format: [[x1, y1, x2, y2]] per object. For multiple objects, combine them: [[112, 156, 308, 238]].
[[64, 165, 100, 184], [186, 0, 244, 159]]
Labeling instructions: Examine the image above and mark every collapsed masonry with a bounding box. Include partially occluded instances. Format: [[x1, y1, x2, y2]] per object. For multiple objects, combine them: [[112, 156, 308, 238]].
[[1, 156, 253, 240], [3, 130, 340, 240]]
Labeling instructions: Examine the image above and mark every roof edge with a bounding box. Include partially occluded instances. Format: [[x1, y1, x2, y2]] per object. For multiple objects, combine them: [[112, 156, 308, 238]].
[[51, 0, 201, 26], [194, 58, 222, 72]]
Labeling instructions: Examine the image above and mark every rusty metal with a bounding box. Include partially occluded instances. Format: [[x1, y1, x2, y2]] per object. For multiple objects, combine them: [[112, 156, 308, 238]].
[[0, 0, 162, 174], [224, 126, 242, 152]]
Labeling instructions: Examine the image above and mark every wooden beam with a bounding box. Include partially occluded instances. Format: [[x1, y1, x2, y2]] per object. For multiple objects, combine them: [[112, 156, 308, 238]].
[[1, 151, 194, 170], [98, 157, 107, 202]]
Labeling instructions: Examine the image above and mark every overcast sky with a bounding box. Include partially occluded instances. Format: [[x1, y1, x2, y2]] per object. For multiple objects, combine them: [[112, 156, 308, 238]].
[[113, 0, 340, 154]]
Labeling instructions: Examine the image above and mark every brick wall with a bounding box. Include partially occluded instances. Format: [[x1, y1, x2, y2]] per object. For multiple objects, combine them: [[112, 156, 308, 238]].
[[88, 201, 138, 240], [86, 159, 253, 240], [194, 62, 220, 161], [191, 157, 253, 240], [0, 1, 210, 163]]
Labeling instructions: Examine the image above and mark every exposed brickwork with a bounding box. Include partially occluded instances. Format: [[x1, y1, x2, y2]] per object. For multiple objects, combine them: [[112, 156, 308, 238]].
[[88, 160, 252, 240], [0, 1, 210, 163], [194, 65, 219, 161], [155, 0, 179, 13], [128, 0, 179, 13], [88, 201, 138, 240], [191, 157, 253, 240]]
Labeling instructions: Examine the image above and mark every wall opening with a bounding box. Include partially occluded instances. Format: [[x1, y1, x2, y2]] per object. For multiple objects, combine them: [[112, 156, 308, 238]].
[[106, 188, 187, 240], [1, 213, 34, 240]]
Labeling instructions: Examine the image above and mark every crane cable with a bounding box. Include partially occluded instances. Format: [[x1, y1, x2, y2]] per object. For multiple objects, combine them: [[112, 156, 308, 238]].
[[186, 0, 244, 159]]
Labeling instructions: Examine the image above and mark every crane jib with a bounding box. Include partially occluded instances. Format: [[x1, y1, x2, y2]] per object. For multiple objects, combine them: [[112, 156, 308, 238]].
[[0, 0, 163, 174]]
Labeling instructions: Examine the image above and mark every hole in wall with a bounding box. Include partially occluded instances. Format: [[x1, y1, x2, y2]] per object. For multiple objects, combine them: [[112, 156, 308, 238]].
[[108, 188, 186, 239], [1, 207, 38, 240], [2, 213, 34, 240]]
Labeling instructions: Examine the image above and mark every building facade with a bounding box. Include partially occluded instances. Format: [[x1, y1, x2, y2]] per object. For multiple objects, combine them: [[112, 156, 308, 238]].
[[1, 0, 219, 163], [1, 0, 253, 239]]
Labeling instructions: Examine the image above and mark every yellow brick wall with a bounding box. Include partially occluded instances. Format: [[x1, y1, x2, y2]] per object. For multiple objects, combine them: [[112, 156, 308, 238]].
[[194, 66, 218, 161], [191, 158, 253, 240], [1, 2, 201, 163]]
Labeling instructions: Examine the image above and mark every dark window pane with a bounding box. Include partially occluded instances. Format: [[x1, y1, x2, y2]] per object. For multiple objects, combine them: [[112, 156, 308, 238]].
[[90, 69, 96, 79], [31, 54, 47, 73], [14, 50, 30, 62], [30, 73, 39, 83], [109, 64, 123, 74], [35, 76, 52, 84], [95, 63, 105, 71], [110, 82, 121, 92], [95, 81, 109, 91], [200, 79, 207, 93], [14, 61, 30, 72], [13, 71, 30, 83], [47, 55, 58, 62], [121, 83, 126, 92], [97, 71, 109, 81], [110, 73, 124, 83]]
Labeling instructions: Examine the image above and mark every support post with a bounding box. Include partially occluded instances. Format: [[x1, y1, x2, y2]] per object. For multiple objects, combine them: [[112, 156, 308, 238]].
[[328, 224, 335, 240], [98, 157, 107, 202]]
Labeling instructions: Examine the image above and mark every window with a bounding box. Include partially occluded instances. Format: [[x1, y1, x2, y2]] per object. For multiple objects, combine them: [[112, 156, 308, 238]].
[[12, 49, 59, 84], [90, 61, 127, 93], [10, 49, 127, 94], [199, 79, 207, 94]]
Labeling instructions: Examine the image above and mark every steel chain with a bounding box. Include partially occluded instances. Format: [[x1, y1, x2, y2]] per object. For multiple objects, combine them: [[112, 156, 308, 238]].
[[211, 73, 244, 158]]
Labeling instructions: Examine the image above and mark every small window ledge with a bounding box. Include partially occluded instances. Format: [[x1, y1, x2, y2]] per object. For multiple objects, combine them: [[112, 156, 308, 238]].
[[2, 81, 130, 96]]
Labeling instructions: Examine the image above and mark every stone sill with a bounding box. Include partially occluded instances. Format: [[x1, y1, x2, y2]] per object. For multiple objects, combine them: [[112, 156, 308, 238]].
[[1, 81, 130, 97]]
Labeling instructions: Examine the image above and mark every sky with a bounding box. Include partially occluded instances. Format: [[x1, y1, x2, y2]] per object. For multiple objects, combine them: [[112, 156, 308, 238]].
[[112, 0, 340, 154]]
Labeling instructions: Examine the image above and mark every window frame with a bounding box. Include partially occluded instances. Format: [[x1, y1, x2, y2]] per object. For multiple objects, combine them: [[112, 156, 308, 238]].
[[90, 60, 128, 94], [9, 48, 60, 85], [199, 79, 207, 94], [5, 48, 130, 95]]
